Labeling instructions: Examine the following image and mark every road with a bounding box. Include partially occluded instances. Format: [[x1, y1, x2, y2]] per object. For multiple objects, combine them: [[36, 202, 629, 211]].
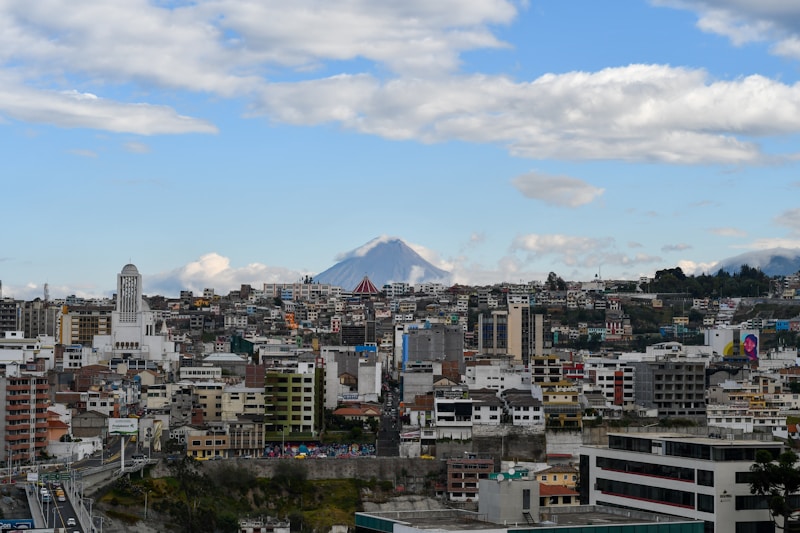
[[377, 387, 400, 456], [37, 480, 83, 532]]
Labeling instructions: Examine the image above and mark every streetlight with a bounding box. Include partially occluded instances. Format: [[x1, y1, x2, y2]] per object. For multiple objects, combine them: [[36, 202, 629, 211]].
[[85, 497, 94, 528], [281, 426, 285, 458]]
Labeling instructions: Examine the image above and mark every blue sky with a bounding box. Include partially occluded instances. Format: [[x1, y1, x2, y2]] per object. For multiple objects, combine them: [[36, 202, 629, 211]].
[[4, 0, 800, 299]]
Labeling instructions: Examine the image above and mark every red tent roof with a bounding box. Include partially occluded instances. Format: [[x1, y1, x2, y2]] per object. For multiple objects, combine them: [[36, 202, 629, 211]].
[[352, 276, 379, 294]]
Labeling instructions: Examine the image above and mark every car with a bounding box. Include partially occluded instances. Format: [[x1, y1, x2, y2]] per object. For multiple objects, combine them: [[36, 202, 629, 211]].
[[67, 518, 76, 526]]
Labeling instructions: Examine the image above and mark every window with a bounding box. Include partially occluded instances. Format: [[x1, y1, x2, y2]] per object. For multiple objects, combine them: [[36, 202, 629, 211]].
[[697, 493, 714, 513], [697, 470, 714, 486]]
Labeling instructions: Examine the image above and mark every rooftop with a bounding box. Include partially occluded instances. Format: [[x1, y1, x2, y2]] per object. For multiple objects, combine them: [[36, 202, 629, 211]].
[[356, 506, 699, 531]]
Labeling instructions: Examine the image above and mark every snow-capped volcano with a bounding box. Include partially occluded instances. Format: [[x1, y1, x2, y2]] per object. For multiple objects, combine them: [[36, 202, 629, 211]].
[[314, 237, 451, 290]]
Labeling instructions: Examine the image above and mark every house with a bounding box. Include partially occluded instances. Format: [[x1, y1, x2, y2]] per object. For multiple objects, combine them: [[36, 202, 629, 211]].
[[332, 404, 382, 423]]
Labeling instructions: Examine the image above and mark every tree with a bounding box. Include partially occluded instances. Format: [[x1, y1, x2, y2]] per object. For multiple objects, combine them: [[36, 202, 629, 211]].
[[750, 449, 800, 531]]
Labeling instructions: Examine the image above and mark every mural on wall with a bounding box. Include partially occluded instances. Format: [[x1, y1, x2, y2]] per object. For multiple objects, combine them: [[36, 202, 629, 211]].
[[743, 333, 758, 361], [706, 328, 759, 360]]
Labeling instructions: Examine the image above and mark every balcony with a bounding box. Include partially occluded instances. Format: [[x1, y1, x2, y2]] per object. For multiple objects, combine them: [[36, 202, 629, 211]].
[[5, 414, 30, 422], [7, 394, 31, 401]]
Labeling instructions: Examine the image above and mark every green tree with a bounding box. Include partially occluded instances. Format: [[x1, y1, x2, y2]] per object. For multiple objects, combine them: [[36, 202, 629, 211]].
[[750, 449, 800, 531], [167, 456, 213, 532]]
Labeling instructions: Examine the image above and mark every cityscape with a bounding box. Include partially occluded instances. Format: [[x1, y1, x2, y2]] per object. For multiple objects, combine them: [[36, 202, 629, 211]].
[[6, 1, 800, 533], [0, 260, 799, 531]]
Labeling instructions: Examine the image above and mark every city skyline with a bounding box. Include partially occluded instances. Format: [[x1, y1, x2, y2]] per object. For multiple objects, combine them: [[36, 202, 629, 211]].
[[4, 1, 800, 299]]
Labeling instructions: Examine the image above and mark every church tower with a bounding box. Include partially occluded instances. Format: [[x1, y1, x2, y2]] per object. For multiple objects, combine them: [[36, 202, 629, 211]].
[[118, 264, 142, 324]]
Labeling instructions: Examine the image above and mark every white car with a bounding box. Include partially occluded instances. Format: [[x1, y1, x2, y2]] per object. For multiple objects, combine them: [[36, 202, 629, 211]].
[[66, 518, 76, 526]]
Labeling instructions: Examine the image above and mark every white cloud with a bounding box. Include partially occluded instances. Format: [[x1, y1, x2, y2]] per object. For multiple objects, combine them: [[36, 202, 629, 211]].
[[677, 258, 720, 276], [0, 75, 217, 135], [255, 66, 800, 164], [204, 0, 516, 76], [146, 252, 307, 296], [661, 243, 693, 252], [124, 141, 150, 154], [511, 172, 604, 207], [733, 237, 800, 249], [710, 227, 747, 237], [509, 233, 663, 272], [4, 1, 800, 163], [655, 1, 800, 58], [511, 234, 609, 256], [774, 208, 800, 233], [336, 235, 396, 260]]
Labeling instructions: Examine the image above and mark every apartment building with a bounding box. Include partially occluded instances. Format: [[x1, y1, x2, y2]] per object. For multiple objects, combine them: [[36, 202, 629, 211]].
[[0, 372, 49, 463], [631, 359, 707, 419], [446, 454, 494, 502], [583, 357, 635, 409], [57, 304, 113, 346], [264, 362, 322, 439]]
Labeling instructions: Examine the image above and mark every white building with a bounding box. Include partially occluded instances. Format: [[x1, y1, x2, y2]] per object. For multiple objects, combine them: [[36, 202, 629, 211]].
[[580, 431, 784, 533], [464, 361, 528, 393], [706, 403, 786, 435], [179, 366, 223, 381], [92, 264, 180, 371], [434, 396, 473, 440]]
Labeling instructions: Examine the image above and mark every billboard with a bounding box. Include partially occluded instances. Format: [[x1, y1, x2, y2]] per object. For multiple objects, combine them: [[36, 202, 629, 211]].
[[109, 417, 139, 436]]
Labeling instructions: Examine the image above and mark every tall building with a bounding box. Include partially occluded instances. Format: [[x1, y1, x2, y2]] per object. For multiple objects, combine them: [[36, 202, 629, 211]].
[[20, 299, 58, 338], [478, 310, 508, 356], [264, 362, 323, 441], [0, 298, 20, 334], [507, 302, 533, 366], [0, 372, 49, 464]]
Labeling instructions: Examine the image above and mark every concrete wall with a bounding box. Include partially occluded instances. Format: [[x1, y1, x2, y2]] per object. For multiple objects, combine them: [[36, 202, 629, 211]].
[[432, 431, 547, 463], [151, 457, 442, 485]]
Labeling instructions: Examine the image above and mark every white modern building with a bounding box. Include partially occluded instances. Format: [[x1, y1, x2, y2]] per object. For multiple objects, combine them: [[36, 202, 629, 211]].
[[580, 431, 784, 533]]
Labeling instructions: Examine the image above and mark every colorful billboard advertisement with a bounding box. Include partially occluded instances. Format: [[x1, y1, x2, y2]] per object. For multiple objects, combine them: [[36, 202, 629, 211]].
[[108, 417, 139, 436]]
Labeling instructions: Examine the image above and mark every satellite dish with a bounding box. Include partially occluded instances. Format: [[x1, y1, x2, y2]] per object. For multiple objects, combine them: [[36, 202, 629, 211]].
[[497, 474, 505, 482], [508, 461, 515, 469], [508, 468, 516, 476]]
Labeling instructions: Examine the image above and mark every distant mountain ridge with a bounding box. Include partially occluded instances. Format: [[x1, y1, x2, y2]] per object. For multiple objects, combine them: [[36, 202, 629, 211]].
[[716, 247, 800, 276], [314, 237, 451, 290]]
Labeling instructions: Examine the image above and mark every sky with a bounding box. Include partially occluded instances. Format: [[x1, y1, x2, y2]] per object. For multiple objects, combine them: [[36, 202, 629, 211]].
[[4, 0, 800, 299]]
